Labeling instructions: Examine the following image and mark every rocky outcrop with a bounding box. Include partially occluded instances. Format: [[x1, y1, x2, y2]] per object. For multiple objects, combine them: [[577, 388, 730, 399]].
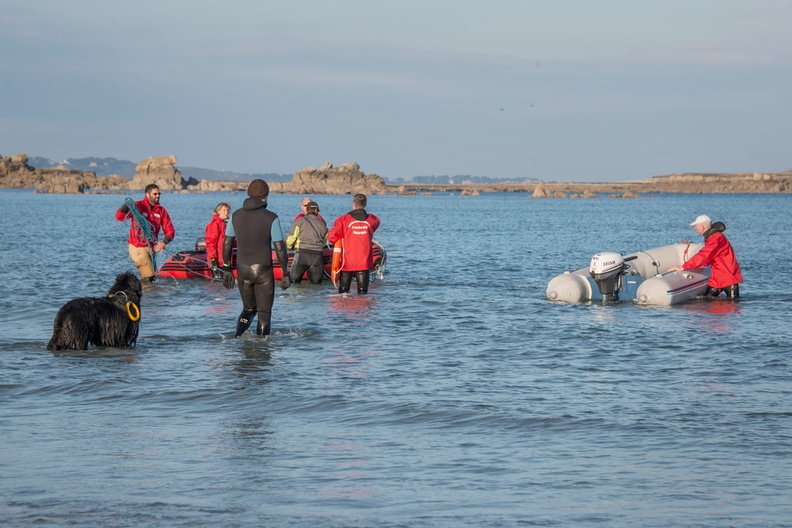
[[2, 154, 388, 195], [189, 179, 246, 192], [635, 172, 791, 193], [0, 154, 37, 190], [532, 182, 550, 197], [287, 162, 388, 195], [0, 153, 192, 193], [183, 161, 389, 195], [0, 154, 34, 179], [531, 182, 601, 198], [0, 153, 128, 193], [128, 155, 190, 190]]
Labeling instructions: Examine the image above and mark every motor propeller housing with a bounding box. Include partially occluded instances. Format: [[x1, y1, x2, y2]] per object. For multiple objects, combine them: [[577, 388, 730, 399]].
[[589, 252, 625, 303]]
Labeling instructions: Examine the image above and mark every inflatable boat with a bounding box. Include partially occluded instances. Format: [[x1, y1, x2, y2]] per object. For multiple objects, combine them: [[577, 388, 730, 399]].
[[546, 242, 711, 306], [158, 238, 387, 281]]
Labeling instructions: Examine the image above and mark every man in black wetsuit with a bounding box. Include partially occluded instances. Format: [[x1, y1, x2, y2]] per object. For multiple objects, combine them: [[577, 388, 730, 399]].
[[222, 179, 291, 337]]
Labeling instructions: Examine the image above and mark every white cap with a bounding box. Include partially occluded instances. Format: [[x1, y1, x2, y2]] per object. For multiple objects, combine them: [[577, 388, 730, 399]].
[[689, 214, 712, 226]]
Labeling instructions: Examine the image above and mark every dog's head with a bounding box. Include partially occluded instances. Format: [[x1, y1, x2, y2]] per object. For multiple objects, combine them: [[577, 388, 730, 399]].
[[108, 271, 143, 303]]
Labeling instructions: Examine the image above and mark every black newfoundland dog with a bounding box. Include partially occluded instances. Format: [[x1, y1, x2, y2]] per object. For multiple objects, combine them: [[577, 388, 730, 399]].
[[47, 271, 143, 351]]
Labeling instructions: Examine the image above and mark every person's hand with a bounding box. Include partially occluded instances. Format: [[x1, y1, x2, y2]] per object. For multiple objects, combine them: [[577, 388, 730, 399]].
[[223, 270, 235, 289], [280, 275, 291, 290], [153, 241, 166, 252], [668, 265, 683, 272], [210, 259, 223, 279]]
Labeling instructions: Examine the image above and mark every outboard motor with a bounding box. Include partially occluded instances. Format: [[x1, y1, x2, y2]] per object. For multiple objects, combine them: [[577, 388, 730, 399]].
[[589, 252, 625, 304]]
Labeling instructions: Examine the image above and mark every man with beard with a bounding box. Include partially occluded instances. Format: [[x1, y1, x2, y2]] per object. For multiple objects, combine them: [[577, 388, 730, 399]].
[[114, 183, 175, 282]]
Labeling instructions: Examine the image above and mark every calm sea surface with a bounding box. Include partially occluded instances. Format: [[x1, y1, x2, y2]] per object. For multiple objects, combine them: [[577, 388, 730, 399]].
[[1, 189, 791, 527]]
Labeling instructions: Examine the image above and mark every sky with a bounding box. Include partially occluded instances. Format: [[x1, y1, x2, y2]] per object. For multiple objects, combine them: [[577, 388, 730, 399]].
[[1, 0, 791, 182]]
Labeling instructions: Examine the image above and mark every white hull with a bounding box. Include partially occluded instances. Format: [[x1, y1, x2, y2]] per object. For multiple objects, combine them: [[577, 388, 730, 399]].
[[546, 243, 711, 306]]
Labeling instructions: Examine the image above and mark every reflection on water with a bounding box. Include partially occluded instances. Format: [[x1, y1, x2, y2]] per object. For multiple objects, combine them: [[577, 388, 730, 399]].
[[326, 292, 378, 319], [322, 345, 374, 383], [680, 298, 743, 334]]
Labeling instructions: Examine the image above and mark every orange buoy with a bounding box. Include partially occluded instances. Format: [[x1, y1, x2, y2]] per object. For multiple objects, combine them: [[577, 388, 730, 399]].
[[331, 239, 343, 288]]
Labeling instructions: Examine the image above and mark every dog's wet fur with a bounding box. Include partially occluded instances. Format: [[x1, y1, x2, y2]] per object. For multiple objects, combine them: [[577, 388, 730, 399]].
[[47, 271, 143, 351]]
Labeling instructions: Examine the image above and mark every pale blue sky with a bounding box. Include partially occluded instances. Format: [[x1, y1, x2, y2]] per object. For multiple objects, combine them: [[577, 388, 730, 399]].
[[2, 0, 790, 181]]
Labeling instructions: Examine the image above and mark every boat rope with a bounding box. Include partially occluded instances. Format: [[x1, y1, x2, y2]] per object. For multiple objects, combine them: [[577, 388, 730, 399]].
[[154, 247, 227, 282], [636, 250, 660, 276], [123, 197, 158, 270], [682, 241, 692, 262]]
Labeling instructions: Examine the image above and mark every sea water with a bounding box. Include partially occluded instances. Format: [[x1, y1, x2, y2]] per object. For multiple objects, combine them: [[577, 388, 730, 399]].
[[1, 189, 791, 527]]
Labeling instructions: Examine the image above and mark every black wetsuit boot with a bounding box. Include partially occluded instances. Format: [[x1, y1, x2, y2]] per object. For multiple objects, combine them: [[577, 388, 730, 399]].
[[235, 309, 255, 337]]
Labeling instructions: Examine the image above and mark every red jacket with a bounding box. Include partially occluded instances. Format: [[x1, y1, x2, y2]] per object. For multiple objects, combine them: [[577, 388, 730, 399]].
[[683, 224, 743, 288], [204, 214, 227, 266], [328, 209, 380, 271], [115, 199, 175, 248], [294, 212, 325, 224]]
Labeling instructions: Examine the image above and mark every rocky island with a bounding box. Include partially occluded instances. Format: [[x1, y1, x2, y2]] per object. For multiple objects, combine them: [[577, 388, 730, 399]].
[[0, 154, 388, 195], [1, 153, 791, 195]]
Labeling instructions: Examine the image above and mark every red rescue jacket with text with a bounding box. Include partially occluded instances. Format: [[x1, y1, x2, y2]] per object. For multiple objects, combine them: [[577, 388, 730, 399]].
[[115, 199, 175, 249], [328, 209, 380, 271], [682, 223, 743, 288]]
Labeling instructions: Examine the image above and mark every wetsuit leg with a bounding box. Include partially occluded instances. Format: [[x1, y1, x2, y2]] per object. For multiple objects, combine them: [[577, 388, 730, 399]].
[[235, 309, 256, 337], [236, 264, 260, 337], [724, 284, 740, 298], [251, 265, 275, 335], [704, 286, 723, 298], [338, 271, 354, 293], [354, 270, 370, 294], [256, 318, 271, 336], [307, 253, 323, 284], [237, 265, 259, 311], [290, 253, 308, 283]]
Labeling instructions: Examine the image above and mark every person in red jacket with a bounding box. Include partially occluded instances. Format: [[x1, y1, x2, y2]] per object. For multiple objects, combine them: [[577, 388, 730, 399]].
[[669, 214, 743, 298], [328, 193, 380, 294], [294, 196, 326, 224], [115, 184, 175, 282], [205, 202, 230, 273]]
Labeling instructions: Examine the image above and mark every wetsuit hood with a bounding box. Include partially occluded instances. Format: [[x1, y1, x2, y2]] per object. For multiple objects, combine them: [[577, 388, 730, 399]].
[[703, 221, 726, 239], [242, 197, 268, 211], [349, 208, 369, 221]]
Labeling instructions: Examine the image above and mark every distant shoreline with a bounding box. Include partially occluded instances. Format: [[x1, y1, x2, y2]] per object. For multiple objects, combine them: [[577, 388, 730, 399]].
[[2, 172, 791, 195], [385, 172, 792, 195]]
